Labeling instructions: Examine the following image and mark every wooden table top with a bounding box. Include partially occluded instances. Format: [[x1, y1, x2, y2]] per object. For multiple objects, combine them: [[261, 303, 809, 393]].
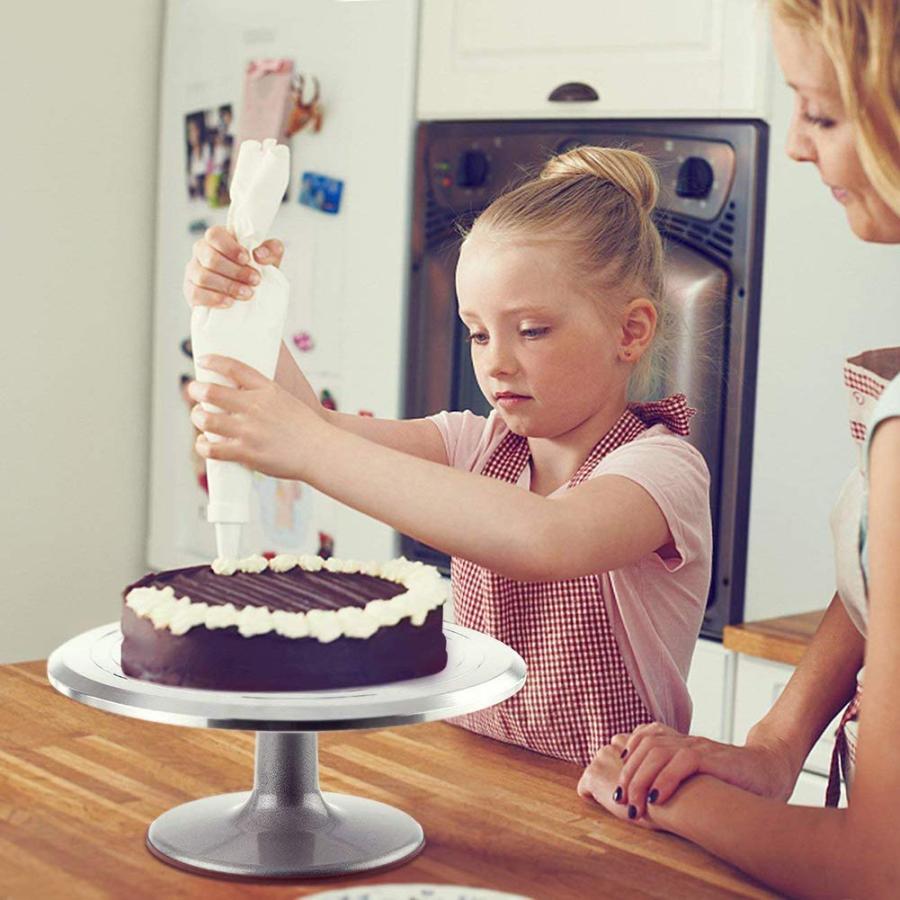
[[0, 660, 778, 899], [723, 610, 826, 667]]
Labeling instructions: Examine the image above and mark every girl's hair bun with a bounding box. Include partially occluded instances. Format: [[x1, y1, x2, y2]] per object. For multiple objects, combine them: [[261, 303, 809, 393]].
[[540, 146, 659, 214]]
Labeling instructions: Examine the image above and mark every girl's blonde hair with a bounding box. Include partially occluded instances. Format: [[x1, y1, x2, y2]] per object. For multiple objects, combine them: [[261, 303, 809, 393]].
[[772, 0, 900, 214], [470, 146, 667, 400]]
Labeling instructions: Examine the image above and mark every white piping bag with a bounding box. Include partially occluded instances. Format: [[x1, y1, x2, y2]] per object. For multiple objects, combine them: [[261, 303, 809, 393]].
[[191, 139, 290, 559]]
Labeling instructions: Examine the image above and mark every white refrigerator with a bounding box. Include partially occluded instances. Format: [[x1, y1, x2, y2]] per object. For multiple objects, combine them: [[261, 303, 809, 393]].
[[146, 0, 420, 570]]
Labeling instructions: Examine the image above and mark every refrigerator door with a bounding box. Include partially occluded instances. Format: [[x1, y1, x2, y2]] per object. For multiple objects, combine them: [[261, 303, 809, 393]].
[[147, 0, 419, 569]]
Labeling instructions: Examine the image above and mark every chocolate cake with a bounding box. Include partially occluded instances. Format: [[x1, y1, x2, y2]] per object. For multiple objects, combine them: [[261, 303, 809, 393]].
[[121, 555, 448, 691]]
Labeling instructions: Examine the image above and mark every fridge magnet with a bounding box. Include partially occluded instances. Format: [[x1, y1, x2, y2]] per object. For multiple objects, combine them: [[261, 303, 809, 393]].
[[188, 218, 209, 235], [236, 58, 295, 147], [357, 409, 374, 417], [185, 105, 234, 207], [317, 531, 335, 560], [255, 475, 312, 552], [285, 74, 323, 137], [180, 337, 193, 359], [291, 330, 315, 352], [319, 388, 337, 411], [299, 172, 343, 215]]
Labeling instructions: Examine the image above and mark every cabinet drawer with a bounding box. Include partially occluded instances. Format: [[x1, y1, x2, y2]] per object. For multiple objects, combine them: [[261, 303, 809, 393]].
[[418, 0, 770, 119]]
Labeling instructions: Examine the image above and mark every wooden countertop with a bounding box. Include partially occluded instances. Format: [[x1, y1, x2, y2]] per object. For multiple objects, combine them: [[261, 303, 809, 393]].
[[0, 660, 778, 899], [723, 610, 826, 666]]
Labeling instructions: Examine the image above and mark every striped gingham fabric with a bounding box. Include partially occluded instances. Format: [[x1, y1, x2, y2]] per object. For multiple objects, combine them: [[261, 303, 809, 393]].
[[450, 394, 695, 765]]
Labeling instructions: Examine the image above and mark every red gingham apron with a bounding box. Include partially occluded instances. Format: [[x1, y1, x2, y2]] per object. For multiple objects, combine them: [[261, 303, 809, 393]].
[[450, 394, 695, 766]]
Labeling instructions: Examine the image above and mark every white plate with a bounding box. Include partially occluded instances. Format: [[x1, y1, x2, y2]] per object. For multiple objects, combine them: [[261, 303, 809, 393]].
[[304, 886, 532, 900]]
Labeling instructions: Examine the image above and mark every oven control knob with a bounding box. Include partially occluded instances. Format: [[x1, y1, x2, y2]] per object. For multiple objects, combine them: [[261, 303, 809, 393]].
[[676, 156, 714, 199], [457, 150, 490, 188]]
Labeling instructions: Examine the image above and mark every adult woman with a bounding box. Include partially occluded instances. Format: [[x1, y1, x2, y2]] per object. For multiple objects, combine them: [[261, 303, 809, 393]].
[[577, 1, 900, 897]]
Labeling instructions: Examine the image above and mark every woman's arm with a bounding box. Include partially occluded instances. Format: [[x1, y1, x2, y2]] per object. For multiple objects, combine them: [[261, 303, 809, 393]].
[[743, 590, 863, 787], [581, 420, 900, 899], [610, 591, 863, 816], [189, 356, 672, 580]]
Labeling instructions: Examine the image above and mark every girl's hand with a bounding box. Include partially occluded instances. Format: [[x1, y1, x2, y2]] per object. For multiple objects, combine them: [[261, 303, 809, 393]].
[[576, 744, 659, 830], [599, 723, 796, 820], [183, 225, 285, 309], [187, 354, 325, 481]]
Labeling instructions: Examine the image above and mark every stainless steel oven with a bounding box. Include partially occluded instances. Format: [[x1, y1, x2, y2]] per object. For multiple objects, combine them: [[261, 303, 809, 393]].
[[402, 119, 768, 639]]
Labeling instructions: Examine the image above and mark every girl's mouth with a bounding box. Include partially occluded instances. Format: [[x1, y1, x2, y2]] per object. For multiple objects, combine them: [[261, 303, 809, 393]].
[[495, 392, 531, 407], [831, 186, 849, 204]]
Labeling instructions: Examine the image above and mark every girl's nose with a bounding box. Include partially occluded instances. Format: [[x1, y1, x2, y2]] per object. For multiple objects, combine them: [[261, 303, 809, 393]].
[[786, 108, 817, 164], [486, 340, 517, 377]]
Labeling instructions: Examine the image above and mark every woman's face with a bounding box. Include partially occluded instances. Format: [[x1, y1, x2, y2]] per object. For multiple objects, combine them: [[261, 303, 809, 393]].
[[771, 17, 900, 244]]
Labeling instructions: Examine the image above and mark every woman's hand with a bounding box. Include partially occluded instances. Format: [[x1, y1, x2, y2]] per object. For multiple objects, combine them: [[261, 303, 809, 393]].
[[584, 723, 797, 822], [576, 744, 659, 829], [183, 225, 284, 309], [188, 354, 326, 481]]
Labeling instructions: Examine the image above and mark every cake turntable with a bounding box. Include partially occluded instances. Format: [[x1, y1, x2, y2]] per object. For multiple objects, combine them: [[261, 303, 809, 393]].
[[47, 621, 525, 880]]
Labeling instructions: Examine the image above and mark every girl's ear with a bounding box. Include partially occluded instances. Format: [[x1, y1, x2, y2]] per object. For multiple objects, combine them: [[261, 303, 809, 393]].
[[617, 298, 657, 363]]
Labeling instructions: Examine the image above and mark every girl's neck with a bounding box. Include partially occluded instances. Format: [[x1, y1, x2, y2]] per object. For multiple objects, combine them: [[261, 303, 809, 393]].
[[526, 396, 629, 496]]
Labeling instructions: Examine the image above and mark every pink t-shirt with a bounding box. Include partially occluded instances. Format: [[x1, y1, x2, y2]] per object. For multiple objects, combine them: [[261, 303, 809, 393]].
[[429, 409, 712, 733]]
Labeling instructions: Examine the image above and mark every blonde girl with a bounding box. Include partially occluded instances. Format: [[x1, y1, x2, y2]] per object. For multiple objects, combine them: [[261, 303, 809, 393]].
[[578, 2, 900, 896], [182, 147, 712, 767]]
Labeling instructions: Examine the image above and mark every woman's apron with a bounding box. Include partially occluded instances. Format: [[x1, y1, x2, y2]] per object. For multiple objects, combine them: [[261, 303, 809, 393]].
[[825, 348, 900, 805], [450, 395, 694, 766]]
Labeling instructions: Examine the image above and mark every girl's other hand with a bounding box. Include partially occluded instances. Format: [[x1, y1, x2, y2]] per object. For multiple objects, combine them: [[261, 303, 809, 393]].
[[602, 723, 796, 820], [576, 744, 658, 830], [187, 354, 323, 481], [183, 225, 285, 309]]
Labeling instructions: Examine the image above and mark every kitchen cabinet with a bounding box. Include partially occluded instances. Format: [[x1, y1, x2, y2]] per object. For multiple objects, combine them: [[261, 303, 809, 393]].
[[418, 0, 771, 120], [687, 637, 735, 742]]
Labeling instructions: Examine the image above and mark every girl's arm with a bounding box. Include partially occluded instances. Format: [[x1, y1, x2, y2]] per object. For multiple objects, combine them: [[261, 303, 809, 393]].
[[186, 227, 446, 464], [189, 356, 673, 580], [274, 342, 448, 463], [580, 419, 900, 899]]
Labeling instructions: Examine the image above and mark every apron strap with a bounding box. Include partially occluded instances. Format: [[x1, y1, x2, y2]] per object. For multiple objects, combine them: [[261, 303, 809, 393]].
[[825, 687, 862, 807], [628, 393, 695, 436]]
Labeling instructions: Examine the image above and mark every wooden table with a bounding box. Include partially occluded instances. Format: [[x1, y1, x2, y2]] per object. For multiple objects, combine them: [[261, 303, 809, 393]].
[[0, 661, 778, 899], [724, 610, 825, 666]]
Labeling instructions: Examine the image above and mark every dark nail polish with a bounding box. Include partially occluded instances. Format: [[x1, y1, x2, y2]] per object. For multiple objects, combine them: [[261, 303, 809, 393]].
[[612, 786, 622, 803], [620, 748, 628, 759], [648, 788, 659, 804], [627, 805, 637, 820]]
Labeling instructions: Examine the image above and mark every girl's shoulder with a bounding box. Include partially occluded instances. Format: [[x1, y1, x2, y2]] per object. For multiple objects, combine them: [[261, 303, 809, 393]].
[[599, 425, 710, 481], [428, 409, 508, 472]]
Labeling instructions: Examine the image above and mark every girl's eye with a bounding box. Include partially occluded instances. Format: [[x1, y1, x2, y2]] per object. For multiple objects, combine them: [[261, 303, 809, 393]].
[[466, 332, 488, 345], [803, 111, 836, 129], [520, 327, 549, 339]]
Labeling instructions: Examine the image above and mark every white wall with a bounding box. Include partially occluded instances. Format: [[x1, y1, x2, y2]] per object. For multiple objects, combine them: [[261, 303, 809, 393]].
[[1, 1, 164, 662], [743, 65, 900, 622]]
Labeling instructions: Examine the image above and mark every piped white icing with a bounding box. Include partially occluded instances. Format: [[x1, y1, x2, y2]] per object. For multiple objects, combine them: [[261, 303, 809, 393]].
[[125, 556, 447, 643]]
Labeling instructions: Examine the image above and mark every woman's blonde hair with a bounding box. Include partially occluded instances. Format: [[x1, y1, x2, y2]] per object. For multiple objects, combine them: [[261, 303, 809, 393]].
[[469, 146, 667, 400], [772, 0, 900, 214]]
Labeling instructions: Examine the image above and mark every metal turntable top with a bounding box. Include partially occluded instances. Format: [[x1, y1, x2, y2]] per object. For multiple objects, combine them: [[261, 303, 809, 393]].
[[47, 622, 526, 732]]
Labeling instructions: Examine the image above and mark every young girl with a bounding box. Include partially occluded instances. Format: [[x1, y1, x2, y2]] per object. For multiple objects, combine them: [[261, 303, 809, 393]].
[[578, 2, 900, 896], [182, 147, 712, 766]]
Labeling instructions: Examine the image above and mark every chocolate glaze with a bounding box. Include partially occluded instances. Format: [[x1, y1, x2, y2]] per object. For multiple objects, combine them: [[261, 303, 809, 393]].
[[121, 564, 447, 691]]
